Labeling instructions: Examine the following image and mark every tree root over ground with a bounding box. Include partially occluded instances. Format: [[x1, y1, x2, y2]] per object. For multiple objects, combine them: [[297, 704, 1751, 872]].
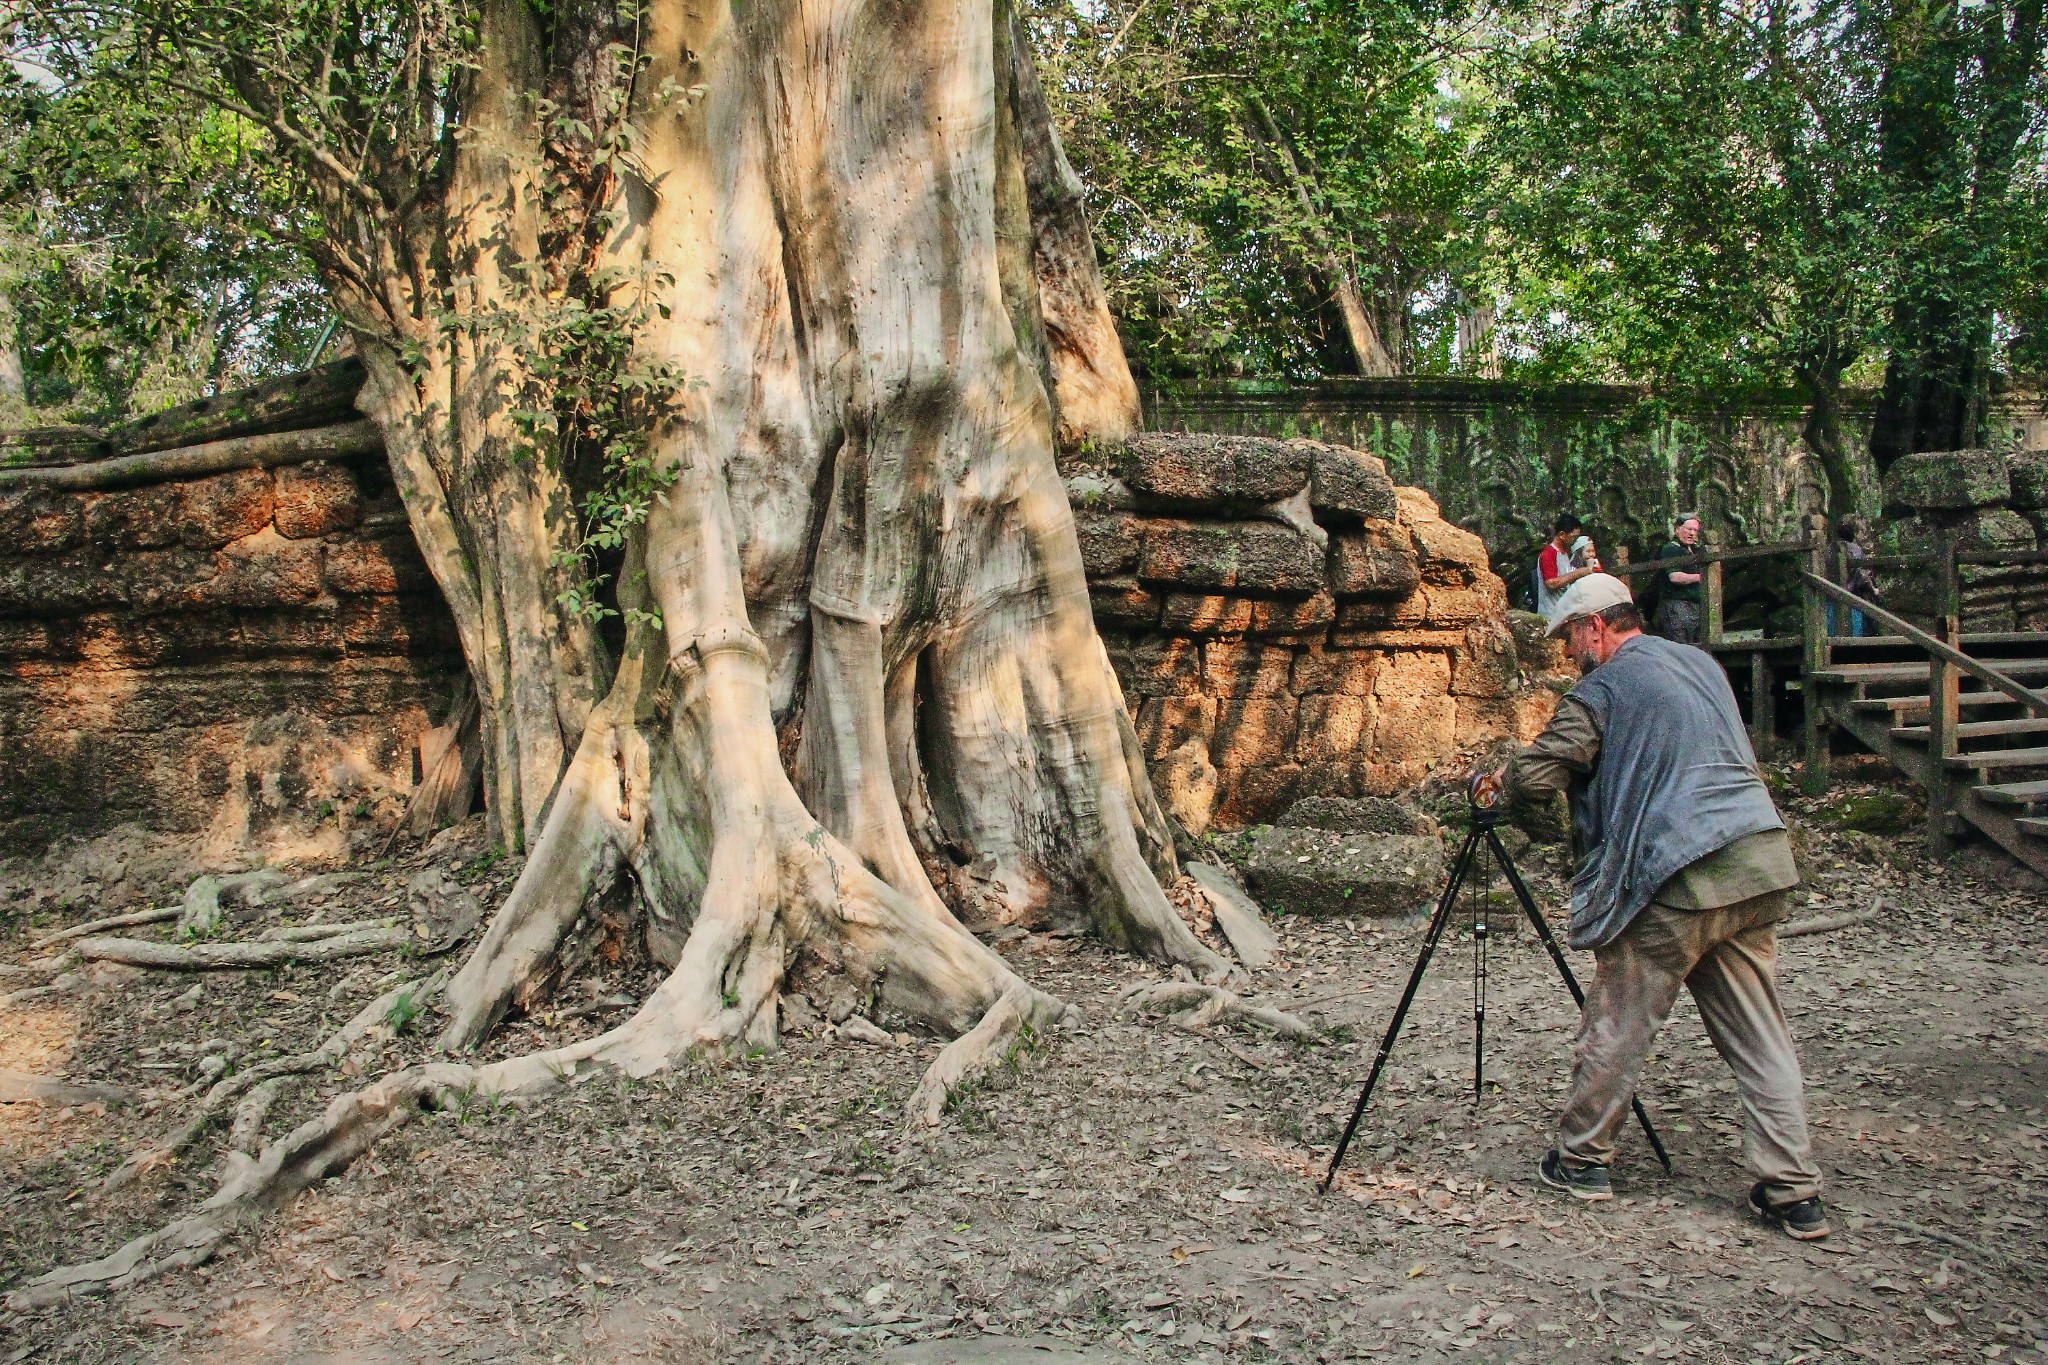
[[72, 927, 414, 971], [1122, 980, 1316, 1040]]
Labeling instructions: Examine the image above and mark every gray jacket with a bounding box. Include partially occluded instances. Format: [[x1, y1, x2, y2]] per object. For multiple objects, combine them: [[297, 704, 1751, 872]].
[[1557, 635, 1786, 948]]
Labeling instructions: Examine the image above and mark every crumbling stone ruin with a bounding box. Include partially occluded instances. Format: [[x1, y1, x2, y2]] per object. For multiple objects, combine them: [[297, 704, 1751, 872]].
[[1, 388, 1566, 857], [0, 456, 462, 859], [1074, 432, 1568, 835], [1882, 446, 2048, 631]]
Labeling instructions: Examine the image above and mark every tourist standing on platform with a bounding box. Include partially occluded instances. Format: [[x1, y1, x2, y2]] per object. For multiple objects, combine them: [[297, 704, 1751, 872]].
[[1536, 514, 1596, 616], [1829, 516, 1879, 638], [1657, 514, 1705, 644]]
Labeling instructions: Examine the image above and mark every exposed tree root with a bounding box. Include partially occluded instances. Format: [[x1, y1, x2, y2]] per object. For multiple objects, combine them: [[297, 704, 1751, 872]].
[[27, 906, 180, 951], [1122, 980, 1316, 1041], [0, 1073, 132, 1107], [74, 927, 413, 971], [254, 920, 397, 943], [907, 984, 1071, 1125], [100, 974, 444, 1193]]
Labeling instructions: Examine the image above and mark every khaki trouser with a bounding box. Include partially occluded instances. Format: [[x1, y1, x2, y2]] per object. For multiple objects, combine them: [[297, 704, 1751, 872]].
[[1556, 892, 1822, 1202]]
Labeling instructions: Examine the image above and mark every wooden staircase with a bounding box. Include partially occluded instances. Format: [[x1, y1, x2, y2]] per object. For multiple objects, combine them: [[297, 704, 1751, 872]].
[[1618, 517, 2048, 877], [1809, 636, 2048, 878]]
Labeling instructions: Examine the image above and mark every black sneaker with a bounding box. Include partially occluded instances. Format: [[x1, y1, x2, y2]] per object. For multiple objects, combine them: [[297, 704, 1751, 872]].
[[1749, 1183, 1830, 1241], [1539, 1150, 1613, 1202]]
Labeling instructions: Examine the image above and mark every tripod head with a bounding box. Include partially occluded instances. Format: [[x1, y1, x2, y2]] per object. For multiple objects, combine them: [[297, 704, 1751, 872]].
[[1466, 765, 1507, 830]]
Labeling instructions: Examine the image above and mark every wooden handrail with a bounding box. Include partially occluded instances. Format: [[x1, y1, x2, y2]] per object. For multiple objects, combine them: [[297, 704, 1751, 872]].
[[1800, 572, 2048, 714], [1603, 541, 1805, 578]]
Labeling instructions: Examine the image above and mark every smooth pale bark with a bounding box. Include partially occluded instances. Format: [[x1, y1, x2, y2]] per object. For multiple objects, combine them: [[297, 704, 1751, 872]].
[[13, 0, 1279, 1310]]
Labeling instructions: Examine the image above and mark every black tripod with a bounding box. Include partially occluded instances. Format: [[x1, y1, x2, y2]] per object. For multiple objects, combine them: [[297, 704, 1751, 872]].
[[1320, 795, 1674, 1192]]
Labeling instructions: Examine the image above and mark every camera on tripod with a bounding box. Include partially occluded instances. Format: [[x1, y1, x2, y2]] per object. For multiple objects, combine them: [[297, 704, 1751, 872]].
[[1320, 765, 1672, 1191]]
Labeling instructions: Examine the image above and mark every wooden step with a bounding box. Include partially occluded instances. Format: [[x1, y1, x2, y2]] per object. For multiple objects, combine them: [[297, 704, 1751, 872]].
[[2018, 817, 2048, 838], [1944, 745, 2048, 771], [1974, 780, 2048, 808], [1851, 695, 2023, 716], [1852, 692, 2029, 714], [1812, 658, 2048, 686], [1891, 717, 2048, 743]]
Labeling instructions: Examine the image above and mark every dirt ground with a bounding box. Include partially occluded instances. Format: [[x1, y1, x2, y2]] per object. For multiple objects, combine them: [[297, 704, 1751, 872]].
[[1, 764, 2044, 1364]]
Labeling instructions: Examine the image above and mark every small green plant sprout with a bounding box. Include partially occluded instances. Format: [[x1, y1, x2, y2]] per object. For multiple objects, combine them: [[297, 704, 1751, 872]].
[[383, 987, 424, 1035]]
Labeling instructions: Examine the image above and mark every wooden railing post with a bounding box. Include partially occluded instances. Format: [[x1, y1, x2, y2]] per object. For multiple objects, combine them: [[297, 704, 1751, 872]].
[[1926, 528, 1960, 857], [1704, 555, 1725, 647], [1750, 650, 1775, 760], [1801, 514, 1832, 788]]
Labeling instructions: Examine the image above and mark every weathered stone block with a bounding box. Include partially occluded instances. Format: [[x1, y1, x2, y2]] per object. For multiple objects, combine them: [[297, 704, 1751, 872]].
[[1328, 520, 1421, 598], [0, 552, 128, 616], [1210, 763, 1301, 829], [1334, 595, 1430, 632], [1407, 517, 1490, 586], [1371, 694, 1458, 764], [83, 485, 183, 549], [180, 468, 275, 548], [1135, 695, 1216, 757], [2009, 448, 2048, 510], [1122, 635, 1203, 697], [0, 489, 83, 554], [1202, 640, 1295, 698], [1882, 448, 2011, 511], [1278, 795, 1438, 837], [1290, 647, 1377, 696], [121, 547, 217, 613], [1293, 695, 1373, 763], [325, 536, 415, 595], [1299, 439, 1398, 521], [274, 461, 362, 539], [1074, 509, 1143, 577], [1239, 826, 1444, 917], [1451, 621, 1520, 698], [1161, 593, 1255, 635], [203, 528, 326, 608], [1088, 578, 1160, 629], [1374, 649, 1453, 698], [1138, 520, 1323, 594], [1421, 579, 1505, 627], [1211, 696, 1299, 769], [1118, 432, 1311, 505], [1894, 509, 2036, 557], [1248, 592, 1335, 637]]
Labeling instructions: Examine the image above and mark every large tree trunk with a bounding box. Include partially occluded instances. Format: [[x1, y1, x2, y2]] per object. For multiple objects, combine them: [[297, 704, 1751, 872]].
[[7, 0, 1247, 1307], [1867, 0, 2044, 470], [432, 0, 1221, 1053]]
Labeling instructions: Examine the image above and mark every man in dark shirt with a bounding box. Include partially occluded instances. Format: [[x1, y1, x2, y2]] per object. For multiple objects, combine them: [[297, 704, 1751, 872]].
[[1656, 514, 1704, 644]]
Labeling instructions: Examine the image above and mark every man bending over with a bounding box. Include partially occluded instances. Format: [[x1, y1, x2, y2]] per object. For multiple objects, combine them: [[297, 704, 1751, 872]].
[[1507, 572, 1828, 1240]]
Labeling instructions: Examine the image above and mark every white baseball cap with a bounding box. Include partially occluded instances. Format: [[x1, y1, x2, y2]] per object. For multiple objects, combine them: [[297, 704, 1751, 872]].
[[1545, 571, 1634, 637]]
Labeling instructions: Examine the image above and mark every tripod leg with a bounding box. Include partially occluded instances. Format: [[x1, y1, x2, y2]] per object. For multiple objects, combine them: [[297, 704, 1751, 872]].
[[1320, 828, 1480, 1193], [1487, 829, 1676, 1176]]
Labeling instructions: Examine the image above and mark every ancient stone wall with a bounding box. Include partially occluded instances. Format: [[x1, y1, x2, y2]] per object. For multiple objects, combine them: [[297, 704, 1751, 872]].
[[1, 421, 1562, 853], [1071, 433, 1568, 835], [1148, 378, 2048, 592], [0, 455, 464, 858]]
